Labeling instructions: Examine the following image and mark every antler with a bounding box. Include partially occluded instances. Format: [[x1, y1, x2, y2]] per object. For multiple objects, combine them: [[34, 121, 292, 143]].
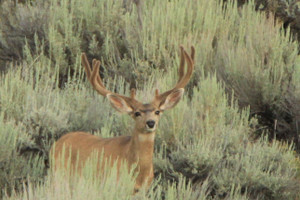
[[154, 46, 195, 104], [81, 53, 137, 104], [81, 45, 194, 108]]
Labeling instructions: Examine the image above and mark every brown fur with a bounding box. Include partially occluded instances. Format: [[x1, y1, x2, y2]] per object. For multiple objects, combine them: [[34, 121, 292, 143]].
[[50, 46, 195, 192]]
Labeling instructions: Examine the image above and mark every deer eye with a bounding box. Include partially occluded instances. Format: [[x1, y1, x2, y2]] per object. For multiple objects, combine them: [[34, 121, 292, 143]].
[[155, 110, 160, 115], [134, 112, 141, 117]]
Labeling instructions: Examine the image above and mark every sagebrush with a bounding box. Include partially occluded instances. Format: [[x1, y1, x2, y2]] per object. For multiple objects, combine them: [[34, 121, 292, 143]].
[[0, 0, 300, 199]]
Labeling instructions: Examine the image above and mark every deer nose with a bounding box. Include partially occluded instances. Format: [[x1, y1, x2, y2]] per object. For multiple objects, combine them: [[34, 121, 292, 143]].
[[146, 120, 155, 128]]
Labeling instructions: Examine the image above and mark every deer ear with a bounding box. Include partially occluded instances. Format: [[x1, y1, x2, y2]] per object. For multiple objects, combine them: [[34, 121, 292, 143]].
[[159, 88, 184, 111], [107, 94, 133, 113]]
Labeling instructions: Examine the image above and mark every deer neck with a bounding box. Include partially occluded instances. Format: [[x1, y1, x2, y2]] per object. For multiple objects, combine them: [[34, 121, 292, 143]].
[[128, 128, 155, 166]]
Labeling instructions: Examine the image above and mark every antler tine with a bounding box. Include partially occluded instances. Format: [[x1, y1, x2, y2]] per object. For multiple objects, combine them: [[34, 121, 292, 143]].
[[177, 45, 195, 84], [154, 46, 194, 103], [191, 45, 195, 63], [155, 89, 159, 97], [175, 48, 194, 88], [81, 53, 92, 80], [82, 53, 137, 102], [92, 59, 97, 67], [90, 60, 112, 97], [130, 88, 136, 99], [91, 58, 105, 88], [178, 46, 185, 82], [81, 53, 113, 96], [82, 53, 104, 89]]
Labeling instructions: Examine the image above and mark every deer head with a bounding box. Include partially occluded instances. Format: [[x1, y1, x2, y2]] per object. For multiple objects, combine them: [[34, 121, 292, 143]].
[[81, 46, 195, 135]]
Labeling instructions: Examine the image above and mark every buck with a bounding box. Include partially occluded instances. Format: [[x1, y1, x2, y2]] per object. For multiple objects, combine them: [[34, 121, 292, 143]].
[[50, 46, 195, 192]]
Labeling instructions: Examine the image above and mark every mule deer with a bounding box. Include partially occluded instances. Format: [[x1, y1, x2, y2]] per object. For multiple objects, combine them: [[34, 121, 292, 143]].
[[50, 46, 195, 192]]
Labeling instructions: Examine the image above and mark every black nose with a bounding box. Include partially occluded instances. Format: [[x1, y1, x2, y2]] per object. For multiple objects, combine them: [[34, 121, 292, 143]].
[[146, 120, 155, 128]]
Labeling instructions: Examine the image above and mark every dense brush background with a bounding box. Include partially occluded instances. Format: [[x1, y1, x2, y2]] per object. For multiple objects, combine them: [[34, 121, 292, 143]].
[[0, 0, 300, 199]]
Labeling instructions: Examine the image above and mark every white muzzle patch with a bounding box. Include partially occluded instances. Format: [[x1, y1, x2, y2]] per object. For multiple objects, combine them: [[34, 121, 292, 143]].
[[138, 133, 155, 142]]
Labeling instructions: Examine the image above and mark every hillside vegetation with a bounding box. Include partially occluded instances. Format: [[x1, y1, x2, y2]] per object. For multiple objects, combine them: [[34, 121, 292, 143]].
[[0, 0, 300, 199]]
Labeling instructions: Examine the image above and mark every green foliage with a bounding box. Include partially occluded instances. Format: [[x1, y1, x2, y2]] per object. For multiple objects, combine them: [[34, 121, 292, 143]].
[[0, 115, 45, 196], [155, 75, 299, 199], [0, 1, 49, 71], [0, 0, 300, 199]]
